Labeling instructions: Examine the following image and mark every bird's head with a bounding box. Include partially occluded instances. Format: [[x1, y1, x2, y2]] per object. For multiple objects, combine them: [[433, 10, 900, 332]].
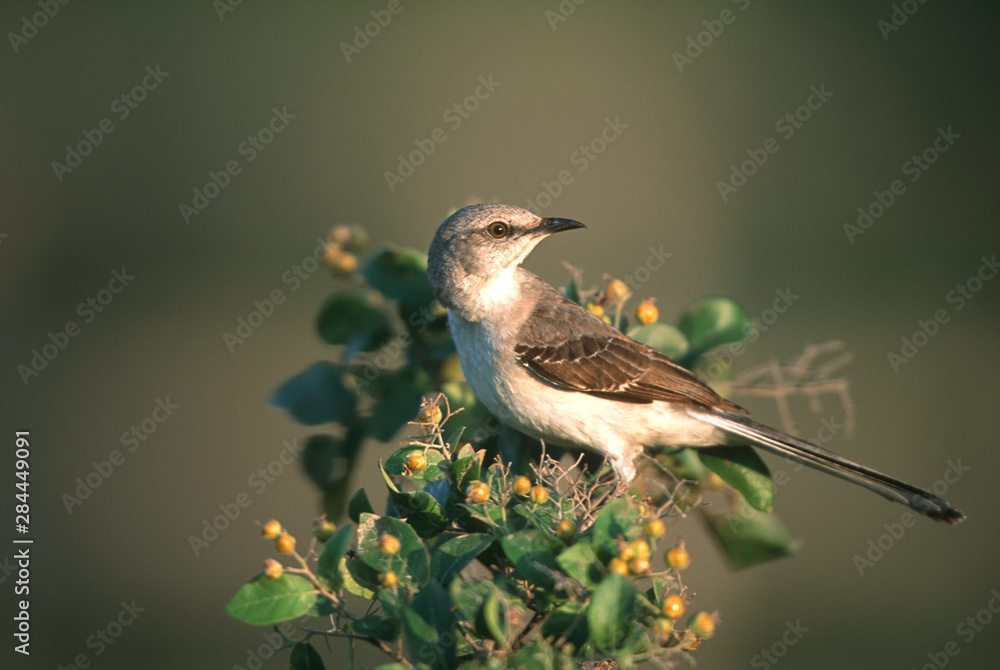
[[427, 204, 585, 318]]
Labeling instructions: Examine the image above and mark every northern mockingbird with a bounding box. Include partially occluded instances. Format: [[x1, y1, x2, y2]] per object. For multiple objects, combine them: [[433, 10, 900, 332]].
[[427, 203, 964, 523]]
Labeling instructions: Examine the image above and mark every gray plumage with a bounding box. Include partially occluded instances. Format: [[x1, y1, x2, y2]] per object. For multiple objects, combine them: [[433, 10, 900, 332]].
[[427, 203, 964, 523]]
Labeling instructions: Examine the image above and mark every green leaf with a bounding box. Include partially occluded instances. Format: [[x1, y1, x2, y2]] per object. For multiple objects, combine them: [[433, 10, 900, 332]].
[[362, 247, 436, 305], [589, 499, 642, 564], [555, 543, 602, 589], [370, 367, 431, 441], [357, 513, 429, 584], [627, 322, 689, 360], [379, 462, 450, 537], [658, 447, 710, 481], [401, 580, 456, 670], [508, 643, 567, 670], [677, 296, 750, 361], [449, 576, 489, 622], [289, 641, 325, 670], [385, 446, 446, 481], [348, 614, 399, 642], [345, 555, 382, 594], [451, 452, 483, 492], [702, 499, 799, 570], [500, 530, 563, 592], [430, 534, 494, 584], [482, 585, 509, 647], [271, 362, 356, 426], [316, 290, 393, 352], [542, 601, 589, 648], [563, 275, 581, 304], [225, 574, 317, 626], [301, 435, 351, 490], [343, 558, 378, 597], [700, 446, 774, 513], [349, 488, 375, 523], [317, 523, 353, 591], [587, 574, 637, 653]]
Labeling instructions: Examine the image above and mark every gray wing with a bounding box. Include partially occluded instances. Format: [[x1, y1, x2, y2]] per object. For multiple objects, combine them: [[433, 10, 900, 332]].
[[513, 288, 745, 413]]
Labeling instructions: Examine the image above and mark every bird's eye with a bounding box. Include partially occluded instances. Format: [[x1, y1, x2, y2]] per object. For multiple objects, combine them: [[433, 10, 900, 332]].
[[487, 221, 509, 239]]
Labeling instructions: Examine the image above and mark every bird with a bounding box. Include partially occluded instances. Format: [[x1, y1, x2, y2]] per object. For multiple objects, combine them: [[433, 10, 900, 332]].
[[426, 203, 965, 523]]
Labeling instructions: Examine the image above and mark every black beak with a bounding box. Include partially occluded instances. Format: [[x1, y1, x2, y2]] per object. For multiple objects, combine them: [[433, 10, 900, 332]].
[[533, 217, 586, 235]]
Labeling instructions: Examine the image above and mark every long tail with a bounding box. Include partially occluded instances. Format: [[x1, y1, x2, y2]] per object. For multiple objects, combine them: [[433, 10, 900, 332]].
[[697, 411, 965, 524]]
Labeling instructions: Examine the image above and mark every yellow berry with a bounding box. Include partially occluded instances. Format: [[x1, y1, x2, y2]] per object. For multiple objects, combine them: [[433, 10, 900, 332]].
[[556, 519, 577, 542], [606, 279, 630, 303], [378, 533, 401, 556], [381, 571, 398, 588], [629, 539, 651, 561], [345, 225, 369, 252], [406, 450, 428, 472], [689, 612, 716, 639], [619, 543, 636, 562], [666, 541, 691, 571], [417, 405, 443, 425], [585, 302, 605, 317], [644, 518, 666, 539], [628, 556, 651, 574], [262, 519, 282, 539], [466, 480, 490, 504], [331, 253, 358, 276], [513, 476, 532, 496], [530, 486, 549, 504], [652, 618, 673, 645], [608, 557, 630, 577], [662, 594, 685, 620], [329, 225, 352, 245], [634, 298, 659, 325], [263, 558, 283, 580], [313, 520, 336, 542], [275, 533, 296, 554]]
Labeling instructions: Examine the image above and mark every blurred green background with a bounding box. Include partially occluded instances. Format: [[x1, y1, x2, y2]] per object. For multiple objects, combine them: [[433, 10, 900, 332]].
[[2, 2, 998, 668]]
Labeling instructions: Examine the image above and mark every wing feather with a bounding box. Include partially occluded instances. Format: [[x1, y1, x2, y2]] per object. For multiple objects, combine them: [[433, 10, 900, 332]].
[[513, 289, 744, 413]]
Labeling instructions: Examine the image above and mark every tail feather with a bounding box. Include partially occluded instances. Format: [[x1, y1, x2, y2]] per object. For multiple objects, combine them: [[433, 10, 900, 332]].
[[698, 411, 965, 524]]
